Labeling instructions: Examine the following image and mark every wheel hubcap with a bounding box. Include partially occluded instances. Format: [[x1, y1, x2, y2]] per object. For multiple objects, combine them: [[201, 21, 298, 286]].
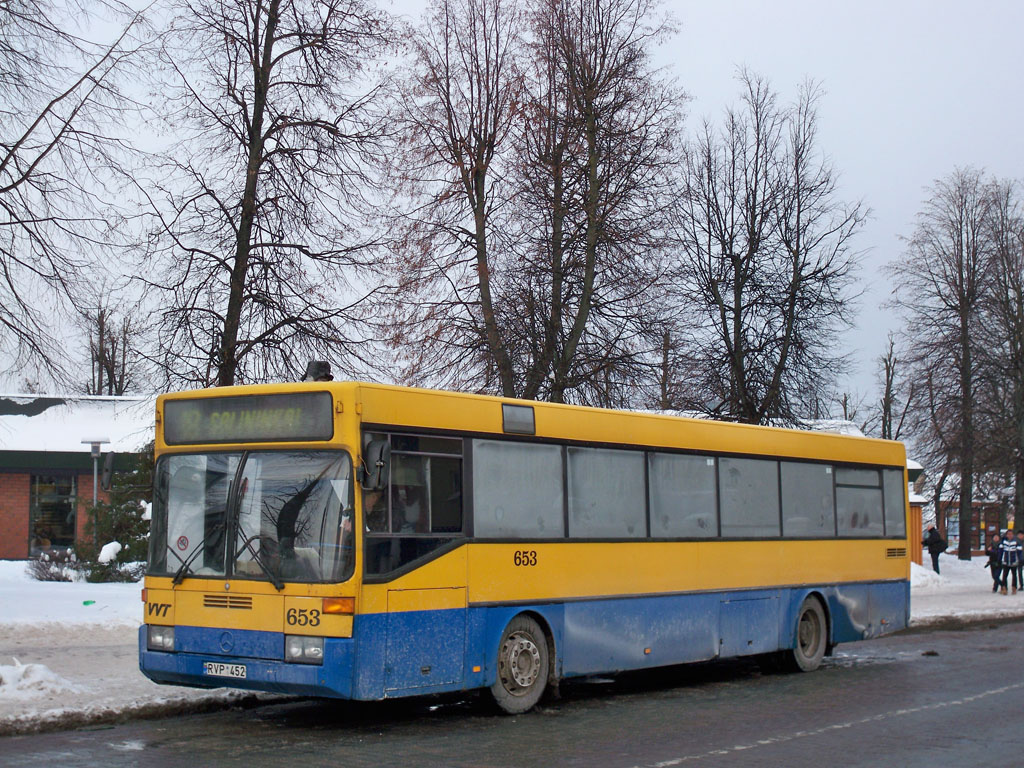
[[798, 610, 820, 656], [500, 631, 541, 693]]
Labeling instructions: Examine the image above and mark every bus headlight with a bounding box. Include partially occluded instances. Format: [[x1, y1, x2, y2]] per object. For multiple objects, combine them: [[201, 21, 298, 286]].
[[147, 625, 176, 651], [285, 635, 324, 664]]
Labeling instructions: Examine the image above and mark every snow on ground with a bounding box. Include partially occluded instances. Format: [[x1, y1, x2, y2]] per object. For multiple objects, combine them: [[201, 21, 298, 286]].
[[0, 561, 262, 736], [910, 553, 1024, 624], [1, 553, 1023, 736], [0, 659, 80, 698]]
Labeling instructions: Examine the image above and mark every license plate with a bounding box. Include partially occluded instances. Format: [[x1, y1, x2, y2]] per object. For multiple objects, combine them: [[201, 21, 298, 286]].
[[203, 661, 247, 679]]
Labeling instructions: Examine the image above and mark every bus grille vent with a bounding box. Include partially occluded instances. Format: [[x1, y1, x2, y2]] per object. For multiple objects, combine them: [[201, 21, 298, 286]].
[[885, 547, 907, 559], [203, 594, 253, 610]]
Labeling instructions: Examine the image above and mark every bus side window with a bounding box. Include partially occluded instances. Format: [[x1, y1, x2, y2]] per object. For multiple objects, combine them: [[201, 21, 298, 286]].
[[363, 433, 465, 576], [429, 457, 462, 533]]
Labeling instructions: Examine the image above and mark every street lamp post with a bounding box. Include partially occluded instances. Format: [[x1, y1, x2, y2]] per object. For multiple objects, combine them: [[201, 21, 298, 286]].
[[82, 437, 110, 543]]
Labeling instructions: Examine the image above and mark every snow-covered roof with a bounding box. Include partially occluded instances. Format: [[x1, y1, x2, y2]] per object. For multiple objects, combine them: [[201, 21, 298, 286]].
[[0, 394, 155, 453], [800, 419, 865, 437], [636, 410, 868, 436]]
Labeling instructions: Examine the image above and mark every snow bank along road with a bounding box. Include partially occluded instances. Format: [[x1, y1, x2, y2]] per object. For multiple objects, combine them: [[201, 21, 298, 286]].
[[1, 555, 1019, 736]]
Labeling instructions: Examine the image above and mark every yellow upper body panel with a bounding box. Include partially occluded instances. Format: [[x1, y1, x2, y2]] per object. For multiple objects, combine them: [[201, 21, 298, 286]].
[[156, 381, 905, 467], [150, 381, 908, 623]]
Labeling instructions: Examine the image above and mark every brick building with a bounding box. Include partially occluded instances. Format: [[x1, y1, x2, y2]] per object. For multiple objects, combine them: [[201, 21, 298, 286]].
[[0, 394, 153, 560]]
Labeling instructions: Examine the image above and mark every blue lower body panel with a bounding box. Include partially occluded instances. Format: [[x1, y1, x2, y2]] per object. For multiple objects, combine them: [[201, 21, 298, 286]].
[[139, 580, 909, 701], [139, 628, 356, 698]]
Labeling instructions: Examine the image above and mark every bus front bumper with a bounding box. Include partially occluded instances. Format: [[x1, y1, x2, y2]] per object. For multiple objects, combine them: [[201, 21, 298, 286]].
[[138, 626, 356, 699]]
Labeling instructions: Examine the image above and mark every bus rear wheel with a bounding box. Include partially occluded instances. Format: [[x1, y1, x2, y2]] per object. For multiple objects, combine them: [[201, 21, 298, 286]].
[[490, 615, 549, 714], [787, 597, 827, 672]]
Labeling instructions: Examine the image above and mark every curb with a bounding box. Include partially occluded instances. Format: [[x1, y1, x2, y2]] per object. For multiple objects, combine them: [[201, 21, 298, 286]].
[[905, 612, 1024, 633], [0, 693, 287, 738]]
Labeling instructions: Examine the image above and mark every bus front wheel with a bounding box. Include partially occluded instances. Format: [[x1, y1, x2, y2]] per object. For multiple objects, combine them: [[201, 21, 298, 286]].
[[787, 597, 827, 672], [490, 615, 549, 714]]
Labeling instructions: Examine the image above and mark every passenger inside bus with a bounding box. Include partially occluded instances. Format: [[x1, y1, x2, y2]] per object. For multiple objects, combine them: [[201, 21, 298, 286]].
[[363, 488, 386, 531], [391, 464, 428, 533]]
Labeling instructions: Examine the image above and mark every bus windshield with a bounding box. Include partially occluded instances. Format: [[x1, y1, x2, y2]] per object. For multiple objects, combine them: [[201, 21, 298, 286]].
[[149, 450, 354, 585]]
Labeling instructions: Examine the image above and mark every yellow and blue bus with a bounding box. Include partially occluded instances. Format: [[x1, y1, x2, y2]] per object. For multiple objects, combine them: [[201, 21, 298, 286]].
[[140, 378, 909, 713]]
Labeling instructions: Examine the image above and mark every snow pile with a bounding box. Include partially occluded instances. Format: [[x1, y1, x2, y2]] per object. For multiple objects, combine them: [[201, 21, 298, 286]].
[[0, 560, 270, 736], [910, 561, 944, 589], [98, 541, 123, 564], [0, 659, 80, 699]]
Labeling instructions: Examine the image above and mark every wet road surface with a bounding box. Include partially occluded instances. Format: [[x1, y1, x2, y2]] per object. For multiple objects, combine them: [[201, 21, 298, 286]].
[[2, 619, 1022, 767]]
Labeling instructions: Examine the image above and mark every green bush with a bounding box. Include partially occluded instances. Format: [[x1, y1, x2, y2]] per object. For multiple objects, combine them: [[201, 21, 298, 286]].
[[76, 441, 153, 582]]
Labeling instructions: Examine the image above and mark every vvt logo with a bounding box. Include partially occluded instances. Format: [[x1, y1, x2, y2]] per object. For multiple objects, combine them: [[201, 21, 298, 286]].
[[148, 603, 171, 617]]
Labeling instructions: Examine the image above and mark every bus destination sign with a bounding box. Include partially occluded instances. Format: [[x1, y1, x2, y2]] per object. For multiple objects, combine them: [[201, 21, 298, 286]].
[[163, 392, 334, 445]]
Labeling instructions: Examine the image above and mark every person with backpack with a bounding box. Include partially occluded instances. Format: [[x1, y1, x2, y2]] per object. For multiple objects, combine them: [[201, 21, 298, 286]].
[[923, 525, 946, 574]]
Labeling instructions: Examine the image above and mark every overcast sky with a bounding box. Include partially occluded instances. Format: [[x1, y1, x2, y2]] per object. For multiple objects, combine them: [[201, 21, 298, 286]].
[[664, 0, 1024, 401], [390, 0, 1024, 405], [12, 1, 1014, 403]]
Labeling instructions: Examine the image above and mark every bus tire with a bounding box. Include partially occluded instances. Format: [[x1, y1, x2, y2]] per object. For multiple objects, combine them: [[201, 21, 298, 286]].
[[787, 597, 827, 672], [490, 615, 549, 714]]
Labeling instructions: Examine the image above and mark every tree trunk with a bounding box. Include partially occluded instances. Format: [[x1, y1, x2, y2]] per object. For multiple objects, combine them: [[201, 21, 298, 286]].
[[958, 311, 975, 560], [217, 0, 280, 387]]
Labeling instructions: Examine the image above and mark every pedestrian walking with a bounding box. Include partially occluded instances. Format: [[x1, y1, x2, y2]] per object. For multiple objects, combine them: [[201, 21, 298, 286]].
[[923, 525, 946, 574], [1000, 528, 1021, 595], [1015, 529, 1024, 589], [986, 533, 1003, 593]]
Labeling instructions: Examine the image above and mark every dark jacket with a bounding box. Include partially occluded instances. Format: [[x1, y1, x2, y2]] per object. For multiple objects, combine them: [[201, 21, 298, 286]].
[[987, 543, 1002, 568], [924, 529, 946, 555]]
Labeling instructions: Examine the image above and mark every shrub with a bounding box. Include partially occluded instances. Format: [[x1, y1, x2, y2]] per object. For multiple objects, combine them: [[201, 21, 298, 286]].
[[83, 559, 146, 583], [26, 549, 77, 582]]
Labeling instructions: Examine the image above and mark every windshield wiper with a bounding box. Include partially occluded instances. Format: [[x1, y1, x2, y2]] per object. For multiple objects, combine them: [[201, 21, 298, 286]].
[[171, 522, 225, 585], [171, 541, 205, 585], [234, 527, 284, 591]]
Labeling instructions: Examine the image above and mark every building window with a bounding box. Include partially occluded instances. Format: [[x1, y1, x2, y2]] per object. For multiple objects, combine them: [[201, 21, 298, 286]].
[[30, 474, 77, 554]]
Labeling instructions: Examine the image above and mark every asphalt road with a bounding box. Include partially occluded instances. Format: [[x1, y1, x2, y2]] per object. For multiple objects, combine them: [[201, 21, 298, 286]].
[[2, 619, 1022, 767]]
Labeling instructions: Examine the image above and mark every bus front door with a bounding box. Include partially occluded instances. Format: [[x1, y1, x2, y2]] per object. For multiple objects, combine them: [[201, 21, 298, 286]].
[[384, 587, 467, 691]]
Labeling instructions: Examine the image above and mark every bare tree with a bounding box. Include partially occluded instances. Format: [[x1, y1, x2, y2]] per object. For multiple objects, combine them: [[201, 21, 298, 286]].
[[138, 0, 392, 387], [891, 168, 990, 559], [513, 0, 682, 405], [378, 0, 525, 394], [673, 73, 864, 424], [978, 178, 1024, 524], [874, 333, 915, 440], [80, 298, 144, 395], [0, 0, 146, 379], [382, 0, 682, 406]]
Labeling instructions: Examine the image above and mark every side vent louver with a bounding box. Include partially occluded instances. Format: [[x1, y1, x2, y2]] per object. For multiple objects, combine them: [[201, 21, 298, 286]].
[[885, 547, 907, 559]]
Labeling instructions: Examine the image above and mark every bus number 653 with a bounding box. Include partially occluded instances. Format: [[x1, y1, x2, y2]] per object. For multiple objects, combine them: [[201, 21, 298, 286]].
[[513, 550, 537, 567], [286, 608, 321, 627]]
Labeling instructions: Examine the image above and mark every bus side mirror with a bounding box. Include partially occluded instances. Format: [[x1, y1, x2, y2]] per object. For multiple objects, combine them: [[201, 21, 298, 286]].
[[361, 440, 390, 491]]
